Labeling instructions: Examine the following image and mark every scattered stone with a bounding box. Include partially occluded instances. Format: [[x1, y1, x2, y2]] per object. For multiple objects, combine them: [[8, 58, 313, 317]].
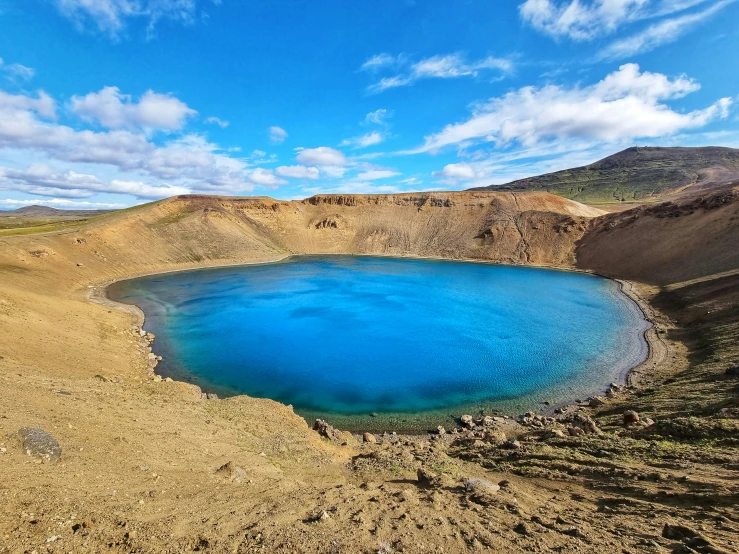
[[362, 432, 377, 444], [313, 419, 340, 441], [463, 477, 500, 494], [624, 410, 640, 426], [483, 429, 507, 445], [435, 425, 446, 435], [460, 415, 474, 428], [662, 523, 701, 541], [502, 439, 521, 450], [76, 263, 84, 267], [215, 461, 245, 483], [589, 396, 606, 408], [568, 426, 585, 437], [18, 428, 61, 462], [417, 467, 443, 488], [205, 393, 219, 400], [542, 429, 565, 440]]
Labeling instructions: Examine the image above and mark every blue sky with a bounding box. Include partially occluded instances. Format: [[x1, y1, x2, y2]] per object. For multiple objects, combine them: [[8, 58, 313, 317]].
[[0, 0, 737, 209]]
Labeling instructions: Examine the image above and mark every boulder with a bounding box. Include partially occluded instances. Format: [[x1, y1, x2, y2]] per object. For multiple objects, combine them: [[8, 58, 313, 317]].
[[543, 429, 565, 439], [567, 426, 585, 437], [362, 432, 377, 444], [463, 477, 500, 494], [483, 429, 507, 445], [460, 415, 474, 428], [18, 428, 61, 462], [502, 438, 521, 450], [313, 419, 339, 441], [725, 365, 739, 376], [588, 396, 606, 408], [417, 467, 443, 488], [623, 410, 640, 426], [436, 425, 446, 435]]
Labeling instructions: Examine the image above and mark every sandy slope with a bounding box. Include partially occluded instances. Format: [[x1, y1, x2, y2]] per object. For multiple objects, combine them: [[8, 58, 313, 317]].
[[0, 189, 738, 554]]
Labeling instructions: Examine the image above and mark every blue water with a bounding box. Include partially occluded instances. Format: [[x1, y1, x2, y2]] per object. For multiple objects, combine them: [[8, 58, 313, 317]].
[[108, 256, 649, 431]]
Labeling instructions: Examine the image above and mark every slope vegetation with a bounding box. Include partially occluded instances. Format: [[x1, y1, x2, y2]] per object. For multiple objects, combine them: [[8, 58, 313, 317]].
[[470, 146, 739, 203]]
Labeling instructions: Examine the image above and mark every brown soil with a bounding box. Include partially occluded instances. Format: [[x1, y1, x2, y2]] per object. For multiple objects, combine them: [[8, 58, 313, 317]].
[[1, 189, 737, 554]]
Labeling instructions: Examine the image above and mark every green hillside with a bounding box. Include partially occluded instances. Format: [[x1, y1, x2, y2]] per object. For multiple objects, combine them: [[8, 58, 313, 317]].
[[469, 146, 739, 203]]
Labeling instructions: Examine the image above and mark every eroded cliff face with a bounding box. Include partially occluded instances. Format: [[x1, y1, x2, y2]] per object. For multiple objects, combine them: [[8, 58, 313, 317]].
[[577, 187, 739, 284]]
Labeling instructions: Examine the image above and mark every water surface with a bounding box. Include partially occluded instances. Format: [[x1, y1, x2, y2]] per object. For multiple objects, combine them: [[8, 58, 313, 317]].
[[109, 256, 649, 432]]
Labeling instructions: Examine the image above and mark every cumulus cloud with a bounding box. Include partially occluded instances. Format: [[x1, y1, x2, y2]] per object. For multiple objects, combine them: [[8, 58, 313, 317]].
[[295, 146, 347, 166], [275, 165, 320, 179], [53, 0, 220, 38], [432, 163, 478, 180], [0, 164, 191, 199], [341, 131, 384, 149], [367, 53, 513, 93], [205, 116, 229, 128], [71, 87, 196, 131], [0, 87, 262, 198], [269, 126, 288, 144], [410, 64, 731, 153], [246, 167, 287, 187], [355, 169, 401, 180]]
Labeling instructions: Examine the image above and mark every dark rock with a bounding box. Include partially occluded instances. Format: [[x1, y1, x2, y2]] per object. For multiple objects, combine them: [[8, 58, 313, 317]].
[[513, 522, 531, 535], [725, 365, 739, 376], [624, 410, 640, 425], [313, 419, 340, 441], [417, 467, 442, 488], [502, 438, 522, 450], [18, 428, 61, 462]]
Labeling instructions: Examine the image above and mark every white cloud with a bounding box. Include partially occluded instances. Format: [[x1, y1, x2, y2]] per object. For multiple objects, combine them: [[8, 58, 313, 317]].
[[302, 182, 402, 195], [341, 131, 384, 149], [0, 198, 126, 209], [367, 53, 513, 93], [246, 168, 287, 188], [296, 146, 347, 166], [71, 87, 196, 131], [0, 163, 190, 199], [355, 169, 401, 180], [519, 0, 649, 40], [599, 0, 735, 59], [205, 116, 229, 128], [275, 165, 320, 179], [410, 64, 731, 153], [0, 88, 262, 197], [0, 90, 57, 119], [365, 109, 392, 126], [269, 126, 288, 144], [432, 163, 478, 180], [360, 53, 398, 71], [53, 0, 218, 38], [0, 59, 35, 82], [519, 0, 733, 58]]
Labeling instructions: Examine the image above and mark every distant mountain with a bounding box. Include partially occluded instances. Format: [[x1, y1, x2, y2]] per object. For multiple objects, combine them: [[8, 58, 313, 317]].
[[0, 205, 113, 217], [469, 146, 739, 203]]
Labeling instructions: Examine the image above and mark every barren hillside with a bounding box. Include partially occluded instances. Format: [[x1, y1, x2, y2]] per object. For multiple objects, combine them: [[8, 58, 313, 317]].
[[1, 187, 738, 554]]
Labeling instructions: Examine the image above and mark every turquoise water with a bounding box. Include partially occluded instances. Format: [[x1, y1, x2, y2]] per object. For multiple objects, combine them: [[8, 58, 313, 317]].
[[108, 256, 649, 431]]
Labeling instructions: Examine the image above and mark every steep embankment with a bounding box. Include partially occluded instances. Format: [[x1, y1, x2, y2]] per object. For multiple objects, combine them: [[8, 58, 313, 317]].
[[470, 146, 739, 203], [577, 186, 739, 284]]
